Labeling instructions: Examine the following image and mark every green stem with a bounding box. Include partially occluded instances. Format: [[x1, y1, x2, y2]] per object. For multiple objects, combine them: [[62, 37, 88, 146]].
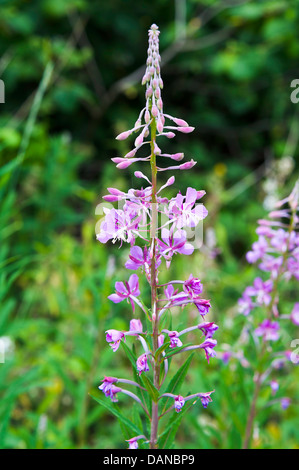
[[149, 119, 160, 449]]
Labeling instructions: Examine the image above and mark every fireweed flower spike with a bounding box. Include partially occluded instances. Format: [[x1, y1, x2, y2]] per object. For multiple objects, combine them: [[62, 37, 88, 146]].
[[237, 181, 299, 449], [96, 24, 217, 450]]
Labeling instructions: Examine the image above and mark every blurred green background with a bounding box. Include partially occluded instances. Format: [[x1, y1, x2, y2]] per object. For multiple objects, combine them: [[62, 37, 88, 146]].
[[0, 0, 298, 449]]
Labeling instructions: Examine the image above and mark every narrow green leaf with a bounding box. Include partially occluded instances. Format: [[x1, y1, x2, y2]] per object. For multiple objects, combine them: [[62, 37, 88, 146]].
[[162, 353, 194, 413], [163, 343, 194, 360], [159, 400, 194, 449], [90, 393, 142, 437], [154, 340, 170, 360], [141, 374, 159, 403]]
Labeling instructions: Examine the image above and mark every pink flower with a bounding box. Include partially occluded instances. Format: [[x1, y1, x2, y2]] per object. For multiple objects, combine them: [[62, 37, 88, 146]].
[[198, 322, 219, 339], [105, 329, 125, 352], [129, 318, 143, 333], [108, 274, 140, 312], [183, 275, 203, 297], [198, 391, 214, 408], [157, 229, 194, 267], [168, 188, 208, 229], [127, 437, 139, 449], [291, 303, 299, 326], [174, 395, 185, 412], [246, 236, 269, 263], [165, 330, 183, 349], [99, 376, 118, 398], [244, 277, 273, 306], [126, 435, 146, 449], [96, 208, 140, 245], [136, 353, 149, 375], [254, 319, 280, 341], [199, 338, 217, 363]]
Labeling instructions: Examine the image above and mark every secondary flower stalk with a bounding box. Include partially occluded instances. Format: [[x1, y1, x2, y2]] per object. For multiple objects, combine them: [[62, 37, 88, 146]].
[[239, 181, 299, 449]]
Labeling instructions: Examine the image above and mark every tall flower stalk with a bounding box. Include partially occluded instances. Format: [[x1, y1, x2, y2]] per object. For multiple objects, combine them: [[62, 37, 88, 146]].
[[95, 24, 217, 449], [238, 182, 299, 449]]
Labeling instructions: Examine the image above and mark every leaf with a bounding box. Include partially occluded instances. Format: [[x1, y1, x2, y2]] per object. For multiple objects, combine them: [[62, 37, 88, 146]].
[[161, 354, 194, 413], [154, 340, 170, 360], [163, 343, 193, 360], [121, 340, 137, 369], [159, 400, 194, 449], [141, 374, 159, 403], [90, 393, 142, 437]]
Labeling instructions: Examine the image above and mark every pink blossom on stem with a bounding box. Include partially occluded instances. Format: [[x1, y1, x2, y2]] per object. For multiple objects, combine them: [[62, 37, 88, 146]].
[[108, 274, 141, 313], [174, 395, 185, 412], [105, 330, 125, 352], [136, 353, 149, 375], [254, 319, 280, 341]]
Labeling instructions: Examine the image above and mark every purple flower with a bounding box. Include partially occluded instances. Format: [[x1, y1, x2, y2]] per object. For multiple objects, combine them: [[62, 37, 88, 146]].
[[105, 329, 125, 352], [199, 338, 217, 363], [108, 274, 140, 312], [164, 284, 178, 300], [221, 351, 232, 365], [136, 353, 149, 375], [103, 384, 122, 402], [281, 397, 291, 410], [166, 330, 183, 349], [259, 255, 283, 278], [99, 376, 118, 398], [127, 437, 139, 449], [183, 275, 203, 297], [165, 290, 211, 317], [194, 298, 211, 316], [168, 187, 208, 229], [174, 395, 185, 412], [287, 250, 299, 280], [126, 435, 146, 449], [158, 334, 165, 348], [245, 277, 273, 306], [125, 245, 150, 271], [291, 303, 299, 326], [238, 293, 254, 316], [198, 322, 219, 339], [254, 319, 280, 341], [96, 208, 140, 245], [270, 229, 289, 253], [246, 236, 269, 263], [129, 318, 143, 333], [157, 229, 194, 267], [270, 380, 279, 395], [198, 391, 214, 408]]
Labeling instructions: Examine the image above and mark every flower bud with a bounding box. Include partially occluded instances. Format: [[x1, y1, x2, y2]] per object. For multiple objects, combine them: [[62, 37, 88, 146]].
[[179, 159, 196, 170], [176, 126, 195, 133], [151, 105, 159, 118], [116, 130, 132, 140]]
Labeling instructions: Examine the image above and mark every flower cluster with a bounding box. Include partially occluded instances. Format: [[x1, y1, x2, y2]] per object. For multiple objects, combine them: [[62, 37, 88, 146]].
[[95, 24, 217, 450], [236, 181, 299, 448], [239, 181, 299, 325]]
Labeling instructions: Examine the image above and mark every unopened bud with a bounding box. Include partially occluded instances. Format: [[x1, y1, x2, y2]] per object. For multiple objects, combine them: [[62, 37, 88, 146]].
[[116, 130, 132, 140], [179, 159, 196, 170], [176, 126, 195, 133], [152, 105, 159, 118]]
